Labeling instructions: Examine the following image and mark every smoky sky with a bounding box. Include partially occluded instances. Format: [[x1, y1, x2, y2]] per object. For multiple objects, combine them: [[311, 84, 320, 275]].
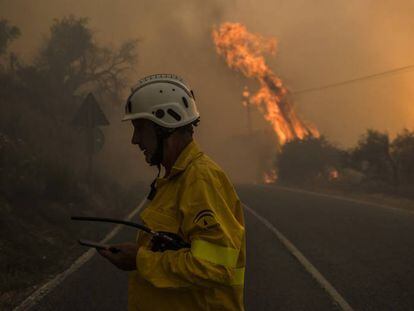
[[2, 0, 414, 183]]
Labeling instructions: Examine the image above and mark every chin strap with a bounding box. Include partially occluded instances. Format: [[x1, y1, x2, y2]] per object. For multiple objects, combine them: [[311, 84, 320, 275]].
[[147, 164, 161, 200], [149, 125, 174, 166], [147, 125, 174, 200]]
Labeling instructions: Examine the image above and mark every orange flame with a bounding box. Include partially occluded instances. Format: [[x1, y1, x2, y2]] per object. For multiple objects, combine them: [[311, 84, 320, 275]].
[[329, 169, 339, 180], [212, 22, 319, 146], [263, 169, 277, 184]]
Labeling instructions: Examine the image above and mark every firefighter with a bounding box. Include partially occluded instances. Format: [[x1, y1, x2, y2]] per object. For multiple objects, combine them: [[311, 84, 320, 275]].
[[97, 74, 246, 310]]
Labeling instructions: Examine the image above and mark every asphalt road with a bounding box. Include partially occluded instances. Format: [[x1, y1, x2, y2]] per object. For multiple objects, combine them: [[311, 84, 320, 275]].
[[27, 185, 414, 310], [238, 185, 414, 311]]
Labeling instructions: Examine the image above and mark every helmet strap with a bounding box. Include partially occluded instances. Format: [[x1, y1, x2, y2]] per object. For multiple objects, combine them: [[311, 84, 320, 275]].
[[147, 164, 161, 200], [147, 127, 173, 200], [149, 125, 173, 166], [149, 130, 164, 166]]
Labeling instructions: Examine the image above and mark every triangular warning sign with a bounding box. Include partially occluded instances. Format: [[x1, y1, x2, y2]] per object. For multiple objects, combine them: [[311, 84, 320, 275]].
[[72, 93, 109, 127]]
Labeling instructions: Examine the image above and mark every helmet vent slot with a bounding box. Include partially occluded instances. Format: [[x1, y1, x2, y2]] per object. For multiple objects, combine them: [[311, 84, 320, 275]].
[[167, 109, 182, 121], [182, 97, 189, 108], [190, 90, 196, 100]]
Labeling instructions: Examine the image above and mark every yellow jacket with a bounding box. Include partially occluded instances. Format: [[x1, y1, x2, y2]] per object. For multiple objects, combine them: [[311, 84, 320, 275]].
[[128, 141, 245, 310]]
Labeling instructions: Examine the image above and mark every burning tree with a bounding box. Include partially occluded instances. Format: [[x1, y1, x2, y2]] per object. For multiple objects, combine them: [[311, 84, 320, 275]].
[[212, 23, 319, 183], [212, 22, 319, 146]]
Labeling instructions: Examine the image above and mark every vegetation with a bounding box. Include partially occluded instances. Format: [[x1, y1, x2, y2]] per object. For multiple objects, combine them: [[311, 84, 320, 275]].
[[0, 18, 20, 56], [277, 136, 343, 185], [0, 17, 141, 309], [275, 129, 414, 199]]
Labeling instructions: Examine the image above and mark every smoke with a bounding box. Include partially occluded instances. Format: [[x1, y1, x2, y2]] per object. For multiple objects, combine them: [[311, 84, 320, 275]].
[[2, 0, 414, 183], [230, 0, 414, 147]]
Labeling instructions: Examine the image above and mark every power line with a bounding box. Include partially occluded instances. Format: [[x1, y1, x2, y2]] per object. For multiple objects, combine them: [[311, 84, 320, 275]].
[[292, 64, 414, 95]]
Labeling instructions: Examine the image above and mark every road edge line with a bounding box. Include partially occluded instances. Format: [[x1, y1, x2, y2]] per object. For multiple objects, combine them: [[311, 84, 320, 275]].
[[14, 199, 149, 311], [244, 203, 354, 311]]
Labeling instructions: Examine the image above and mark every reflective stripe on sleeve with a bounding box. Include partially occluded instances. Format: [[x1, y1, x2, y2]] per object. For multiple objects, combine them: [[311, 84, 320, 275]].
[[191, 239, 239, 268], [230, 267, 245, 285]]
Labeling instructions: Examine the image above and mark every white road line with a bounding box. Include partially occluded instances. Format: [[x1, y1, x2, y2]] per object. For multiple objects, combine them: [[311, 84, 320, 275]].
[[244, 203, 354, 311], [14, 199, 149, 311], [260, 184, 414, 216], [15, 191, 356, 310]]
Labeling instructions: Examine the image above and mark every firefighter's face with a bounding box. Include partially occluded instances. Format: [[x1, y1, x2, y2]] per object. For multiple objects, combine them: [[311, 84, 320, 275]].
[[131, 119, 158, 164]]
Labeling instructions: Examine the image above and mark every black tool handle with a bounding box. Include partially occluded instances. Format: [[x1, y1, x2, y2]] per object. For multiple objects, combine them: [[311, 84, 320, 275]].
[[151, 231, 191, 252], [71, 216, 190, 252], [71, 216, 154, 234], [78, 239, 120, 253]]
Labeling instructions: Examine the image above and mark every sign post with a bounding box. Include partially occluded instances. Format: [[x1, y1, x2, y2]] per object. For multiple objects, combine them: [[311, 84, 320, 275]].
[[72, 93, 109, 186]]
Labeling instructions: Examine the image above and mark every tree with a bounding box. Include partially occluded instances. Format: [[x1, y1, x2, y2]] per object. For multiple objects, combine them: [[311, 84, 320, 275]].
[[351, 129, 397, 185], [0, 15, 139, 178], [392, 129, 414, 184], [0, 19, 20, 56], [32, 15, 138, 118], [0, 19, 20, 72], [277, 136, 342, 185]]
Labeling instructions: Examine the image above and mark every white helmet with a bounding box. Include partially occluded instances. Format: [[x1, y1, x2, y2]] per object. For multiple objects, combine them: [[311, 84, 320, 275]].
[[123, 74, 200, 128]]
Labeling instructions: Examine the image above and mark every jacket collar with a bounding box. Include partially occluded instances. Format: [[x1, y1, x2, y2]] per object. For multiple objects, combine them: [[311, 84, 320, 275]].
[[157, 140, 203, 185]]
